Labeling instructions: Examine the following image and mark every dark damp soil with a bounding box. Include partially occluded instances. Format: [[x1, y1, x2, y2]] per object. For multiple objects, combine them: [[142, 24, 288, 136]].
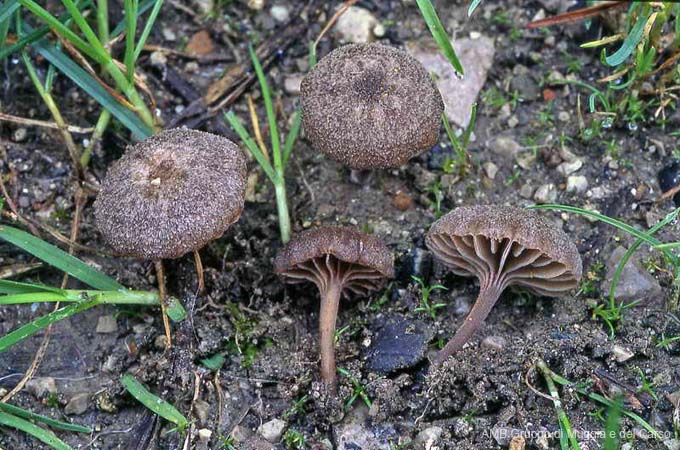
[[1, 1, 679, 449]]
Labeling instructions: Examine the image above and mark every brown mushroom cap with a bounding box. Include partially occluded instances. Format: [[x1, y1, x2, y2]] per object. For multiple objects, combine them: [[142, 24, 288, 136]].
[[94, 128, 247, 260], [301, 43, 444, 170], [274, 226, 394, 294], [426, 205, 582, 296]]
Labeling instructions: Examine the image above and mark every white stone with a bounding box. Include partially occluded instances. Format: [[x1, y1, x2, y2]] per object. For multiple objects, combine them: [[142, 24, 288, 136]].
[[96, 315, 118, 333], [270, 4, 290, 23], [334, 6, 378, 44], [534, 184, 557, 204], [406, 37, 495, 127], [557, 159, 583, 176], [612, 345, 634, 363], [284, 75, 303, 95], [482, 161, 498, 180], [566, 176, 588, 194], [258, 418, 287, 442]]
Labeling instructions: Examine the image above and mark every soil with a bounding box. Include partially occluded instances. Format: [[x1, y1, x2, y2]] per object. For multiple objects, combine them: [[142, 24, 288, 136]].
[[1, 1, 679, 449]]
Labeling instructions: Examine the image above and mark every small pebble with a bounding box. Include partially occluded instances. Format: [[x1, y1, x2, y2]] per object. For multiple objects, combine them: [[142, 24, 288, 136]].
[[534, 183, 557, 204], [483, 161, 498, 180], [26, 377, 57, 399], [64, 393, 90, 415], [270, 4, 290, 23], [248, 0, 264, 10], [566, 176, 588, 194], [258, 418, 287, 442], [13, 128, 28, 142], [96, 315, 118, 334], [612, 345, 634, 363], [481, 335, 507, 351]]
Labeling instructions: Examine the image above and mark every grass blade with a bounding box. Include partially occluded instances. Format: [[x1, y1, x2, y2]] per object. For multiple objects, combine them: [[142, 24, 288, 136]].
[[0, 411, 72, 450], [0, 279, 63, 294], [29, 33, 154, 139], [528, 205, 662, 247], [0, 298, 99, 352], [604, 7, 649, 66], [416, 0, 464, 74], [468, 0, 483, 17], [123, 0, 138, 81], [225, 111, 276, 182], [121, 374, 188, 430], [0, 225, 124, 291], [603, 396, 622, 450], [0, 0, 19, 25], [133, 0, 163, 60], [249, 44, 281, 169], [0, 403, 91, 433], [111, 0, 156, 37]]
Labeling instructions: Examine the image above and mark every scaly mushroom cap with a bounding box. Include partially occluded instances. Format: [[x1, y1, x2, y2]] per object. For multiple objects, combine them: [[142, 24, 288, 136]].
[[94, 128, 247, 260], [274, 226, 394, 295], [426, 206, 582, 296], [301, 43, 444, 170]]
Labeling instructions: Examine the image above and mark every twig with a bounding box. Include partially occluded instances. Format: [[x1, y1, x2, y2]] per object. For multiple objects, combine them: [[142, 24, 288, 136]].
[[0, 112, 94, 134]]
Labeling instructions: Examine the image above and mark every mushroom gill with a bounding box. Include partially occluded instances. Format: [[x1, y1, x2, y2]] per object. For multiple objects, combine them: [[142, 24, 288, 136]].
[[426, 206, 582, 365]]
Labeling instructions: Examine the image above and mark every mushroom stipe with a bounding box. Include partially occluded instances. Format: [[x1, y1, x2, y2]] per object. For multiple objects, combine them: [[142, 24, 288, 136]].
[[426, 206, 582, 365], [274, 227, 394, 389]]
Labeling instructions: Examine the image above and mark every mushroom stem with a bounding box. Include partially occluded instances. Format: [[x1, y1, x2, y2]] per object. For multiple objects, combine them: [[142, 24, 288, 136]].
[[434, 284, 502, 365], [154, 260, 172, 348], [318, 281, 343, 389], [193, 250, 205, 294]]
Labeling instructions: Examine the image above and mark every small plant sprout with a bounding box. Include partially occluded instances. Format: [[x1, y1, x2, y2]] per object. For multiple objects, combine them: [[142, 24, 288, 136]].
[[225, 44, 301, 244], [441, 103, 476, 176], [94, 129, 247, 345], [301, 43, 443, 177], [336, 367, 372, 410], [426, 206, 582, 365], [274, 227, 393, 389], [411, 275, 447, 320]]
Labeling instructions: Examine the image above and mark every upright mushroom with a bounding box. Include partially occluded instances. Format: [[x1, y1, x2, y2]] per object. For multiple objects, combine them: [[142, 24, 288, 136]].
[[426, 206, 582, 365], [301, 43, 444, 171], [94, 128, 247, 344], [274, 227, 394, 388]]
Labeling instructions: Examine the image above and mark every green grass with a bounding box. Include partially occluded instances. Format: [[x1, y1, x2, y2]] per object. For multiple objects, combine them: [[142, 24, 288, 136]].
[[225, 44, 301, 244], [336, 367, 372, 410], [412, 275, 447, 320], [416, 0, 463, 74], [0, 0, 162, 140], [121, 373, 189, 433], [530, 204, 680, 337]]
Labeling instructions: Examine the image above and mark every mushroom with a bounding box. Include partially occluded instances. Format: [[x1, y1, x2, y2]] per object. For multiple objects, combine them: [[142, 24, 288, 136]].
[[301, 43, 444, 172], [425, 206, 582, 365], [274, 226, 394, 388], [94, 128, 247, 344]]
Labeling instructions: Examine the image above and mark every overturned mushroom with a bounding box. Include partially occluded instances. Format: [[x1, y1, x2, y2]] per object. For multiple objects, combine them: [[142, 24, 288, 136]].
[[426, 206, 582, 365], [301, 43, 444, 171], [94, 128, 247, 344], [274, 227, 394, 388]]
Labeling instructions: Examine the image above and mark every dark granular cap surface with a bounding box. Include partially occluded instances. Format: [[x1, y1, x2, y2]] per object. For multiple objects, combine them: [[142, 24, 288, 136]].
[[94, 128, 247, 260], [301, 43, 444, 170], [274, 226, 394, 278]]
